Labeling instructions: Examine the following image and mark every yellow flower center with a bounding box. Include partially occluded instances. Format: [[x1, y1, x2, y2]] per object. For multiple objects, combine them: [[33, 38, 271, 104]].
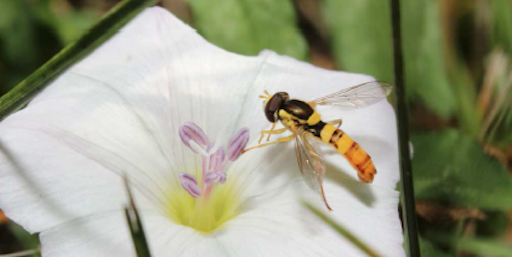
[[165, 178, 240, 234]]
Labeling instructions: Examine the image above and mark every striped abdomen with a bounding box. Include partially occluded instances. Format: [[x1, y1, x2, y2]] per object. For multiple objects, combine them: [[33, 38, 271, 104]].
[[319, 124, 376, 183]]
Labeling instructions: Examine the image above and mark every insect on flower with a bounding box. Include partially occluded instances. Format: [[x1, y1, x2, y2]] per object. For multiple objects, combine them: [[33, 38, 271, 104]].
[[243, 82, 392, 211]]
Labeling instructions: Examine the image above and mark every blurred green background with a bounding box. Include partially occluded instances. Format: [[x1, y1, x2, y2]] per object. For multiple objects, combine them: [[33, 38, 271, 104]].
[[1, 0, 511, 256]]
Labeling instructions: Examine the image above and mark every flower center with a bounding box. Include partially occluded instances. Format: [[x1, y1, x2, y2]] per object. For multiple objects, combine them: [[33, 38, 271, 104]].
[[165, 177, 240, 233], [167, 123, 249, 233]]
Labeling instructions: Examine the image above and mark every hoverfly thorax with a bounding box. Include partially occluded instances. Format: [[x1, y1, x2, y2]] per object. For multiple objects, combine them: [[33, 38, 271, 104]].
[[263, 92, 289, 122]]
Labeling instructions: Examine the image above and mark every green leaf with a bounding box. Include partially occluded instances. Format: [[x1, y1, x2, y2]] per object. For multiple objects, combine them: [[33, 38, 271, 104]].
[[0, 0, 62, 95], [6, 222, 40, 257], [323, 0, 457, 119], [187, 0, 307, 60], [476, 211, 510, 237], [490, 0, 512, 55], [0, 0, 160, 120], [419, 236, 451, 257], [322, 0, 394, 83], [455, 237, 512, 257], [412, 129, 512, 209], [401, 0, 456, 119], [32, 2, 100, 45], [449, 62, 481, 138]]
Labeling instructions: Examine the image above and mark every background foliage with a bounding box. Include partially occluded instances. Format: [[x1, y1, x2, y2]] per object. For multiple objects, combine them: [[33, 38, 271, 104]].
[[0, 0, 511, 256]]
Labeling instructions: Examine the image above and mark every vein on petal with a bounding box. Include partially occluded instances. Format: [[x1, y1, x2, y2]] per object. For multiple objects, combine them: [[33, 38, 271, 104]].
[[68, 71, 180, 184], [6, 121, 170, 212]]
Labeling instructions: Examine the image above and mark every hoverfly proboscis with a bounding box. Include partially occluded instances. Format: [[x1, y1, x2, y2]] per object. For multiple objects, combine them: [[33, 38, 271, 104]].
[[242, 81, 392, 211]]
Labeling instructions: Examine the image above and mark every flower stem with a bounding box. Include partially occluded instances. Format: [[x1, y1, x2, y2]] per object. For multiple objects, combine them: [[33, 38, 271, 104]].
[[0, 0, 160, 120], [389, 0, 421, 256]]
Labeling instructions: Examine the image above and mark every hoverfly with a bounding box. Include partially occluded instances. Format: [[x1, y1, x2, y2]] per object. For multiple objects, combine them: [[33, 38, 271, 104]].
[[243, 81, 392, 211]]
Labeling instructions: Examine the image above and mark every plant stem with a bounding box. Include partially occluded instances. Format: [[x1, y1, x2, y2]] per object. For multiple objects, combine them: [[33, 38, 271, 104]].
[[389, 0, 421, 256]]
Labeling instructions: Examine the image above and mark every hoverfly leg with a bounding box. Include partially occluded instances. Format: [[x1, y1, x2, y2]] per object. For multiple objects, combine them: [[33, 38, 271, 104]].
[[258, 126, 287, 144], [243, 134, 294, 154], [266, 122, 277, 142], [326, 119, 342, 129], [319, 181, 333, 211]]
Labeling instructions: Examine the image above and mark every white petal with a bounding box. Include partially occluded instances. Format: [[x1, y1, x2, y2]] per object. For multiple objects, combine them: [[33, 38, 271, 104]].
[[221, 180, 404, 257], [40, 211, 136, 257], [224, 151, 404, 256], [41, 210, 189, 257], [41, 210, 235, 257], [0, 7, 265, 232]]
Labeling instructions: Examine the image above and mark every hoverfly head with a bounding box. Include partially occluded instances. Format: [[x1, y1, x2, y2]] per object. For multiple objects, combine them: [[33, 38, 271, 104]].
[[263, 91, 289, 123]]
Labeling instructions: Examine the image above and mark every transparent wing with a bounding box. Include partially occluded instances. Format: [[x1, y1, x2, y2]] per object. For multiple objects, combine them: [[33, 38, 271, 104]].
[[294, 129, 325, 191], [311, 81, 392, 110]]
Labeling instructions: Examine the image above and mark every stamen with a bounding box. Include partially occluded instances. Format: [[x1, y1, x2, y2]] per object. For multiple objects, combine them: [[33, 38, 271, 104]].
[[209, 147, 226, 172], [189, 141, 209, 157], [204, 171, 219, 187], [204, 171, 227, 187], [171, 123, 249, 233], [227, 128, 250, 161], [179, 122, 210, 153], [179, 173, 202, 198], [218, 172, 227, 184]]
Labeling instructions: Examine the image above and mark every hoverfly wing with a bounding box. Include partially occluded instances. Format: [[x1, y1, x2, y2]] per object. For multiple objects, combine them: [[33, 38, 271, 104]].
[[311, 81, 392, 110], [294, 129, 332, 210], [294, 131, 325, 191]]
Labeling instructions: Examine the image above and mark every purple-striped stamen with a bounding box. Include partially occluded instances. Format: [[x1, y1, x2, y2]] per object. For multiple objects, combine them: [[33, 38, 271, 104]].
[[178, 123, 249, 199], [227, 128, 250, 161], [179, 122, 210, 154], [209, 147, 226, 172], [179, 173, 202, 198]]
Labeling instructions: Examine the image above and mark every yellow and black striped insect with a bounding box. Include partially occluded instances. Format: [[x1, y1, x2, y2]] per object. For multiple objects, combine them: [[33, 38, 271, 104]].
[[243, 81, 392, 211]]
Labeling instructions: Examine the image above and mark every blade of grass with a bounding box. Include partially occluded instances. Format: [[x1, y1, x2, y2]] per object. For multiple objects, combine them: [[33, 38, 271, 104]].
[[123, 175, 152, 257], [0, 249, 40, 257], [389, 0, 420, 256], [0, 0, 159, 120], [302, 201, 383, 257]]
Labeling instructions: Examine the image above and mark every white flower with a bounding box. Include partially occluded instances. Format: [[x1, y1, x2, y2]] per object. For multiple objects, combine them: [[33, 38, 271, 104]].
[[0, 7, 404, 257]]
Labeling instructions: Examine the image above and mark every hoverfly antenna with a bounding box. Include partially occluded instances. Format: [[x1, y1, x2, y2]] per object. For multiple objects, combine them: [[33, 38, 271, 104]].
[[259, 90, 271, 99]]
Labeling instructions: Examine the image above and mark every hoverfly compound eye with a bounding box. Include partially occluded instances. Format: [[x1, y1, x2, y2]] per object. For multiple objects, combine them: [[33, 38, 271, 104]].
[[264, 94, 282, 122]]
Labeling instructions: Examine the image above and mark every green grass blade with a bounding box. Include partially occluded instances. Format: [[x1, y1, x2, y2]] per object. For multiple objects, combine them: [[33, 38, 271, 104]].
[[389, 0, 420, 256], [0, 249, 40, 257], [303, 201, 383, 257], [124, 176, 152, 257], [0, 0, 159, 120]]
